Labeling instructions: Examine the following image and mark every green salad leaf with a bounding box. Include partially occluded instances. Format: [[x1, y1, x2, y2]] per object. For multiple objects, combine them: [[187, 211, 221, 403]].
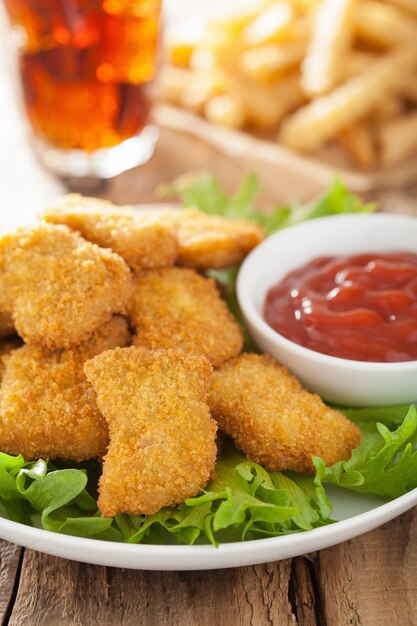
[[115, 444, 332, 546], [157, 172, 375, 234], [314, 406, 417, 500], [335, 404, 414, 428], [0, 455, 120, 540], [157, 172, 261, 220], [0, 444, 332, 545]]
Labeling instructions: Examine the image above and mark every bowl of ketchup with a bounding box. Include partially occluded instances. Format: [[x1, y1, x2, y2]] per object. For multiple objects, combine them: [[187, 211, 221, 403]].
[[237, 213, 417, 406]]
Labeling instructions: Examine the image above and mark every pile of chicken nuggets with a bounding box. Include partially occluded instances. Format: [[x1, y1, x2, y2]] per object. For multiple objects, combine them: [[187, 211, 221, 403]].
[[0, 196, 360, 517]]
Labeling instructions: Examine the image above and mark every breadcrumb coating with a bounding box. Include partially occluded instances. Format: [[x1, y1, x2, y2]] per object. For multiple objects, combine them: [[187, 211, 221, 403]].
[[84, 346, 217, 517], [0, 316, 130, 461], [129, 267, 243, 366], [0, 223, 131, 350], [150, 207, 265, 269], [0, 312, 15, 339], [0, 336, 22, 380], [208, 353, 361, 474], [43, 194, 178, 272]]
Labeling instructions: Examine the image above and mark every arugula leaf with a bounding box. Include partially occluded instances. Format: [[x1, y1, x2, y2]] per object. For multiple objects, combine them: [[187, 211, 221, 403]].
[[157, 172, 375, 235], [314, 406, 417, 500]]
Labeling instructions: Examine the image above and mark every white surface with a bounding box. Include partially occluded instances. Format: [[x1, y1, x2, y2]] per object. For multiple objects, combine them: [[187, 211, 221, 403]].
[[0, 6, 64, 228], [0, 487, 416, 570], [238, 213, 417, 406]]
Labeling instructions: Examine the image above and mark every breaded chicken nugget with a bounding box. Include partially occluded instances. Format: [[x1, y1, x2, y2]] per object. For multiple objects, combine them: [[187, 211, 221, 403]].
[[84, 346, 217, 517], [0, 336, 22, 380], [0, 223, 131, 350], [129, 267, 243, 366], [0, 316, 130, 462], [208, 353, 361, 474], [151, 207, 265, 269], [43, 194, 178, 272], [0, 312, 15, 339]]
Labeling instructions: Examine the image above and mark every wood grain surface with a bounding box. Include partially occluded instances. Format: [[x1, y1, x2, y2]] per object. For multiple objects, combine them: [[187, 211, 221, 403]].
[[1, 511, 417, 626], [1, 8, 417, 626]]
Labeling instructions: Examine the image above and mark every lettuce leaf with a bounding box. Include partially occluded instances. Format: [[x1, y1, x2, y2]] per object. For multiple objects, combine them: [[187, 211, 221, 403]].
[[0, 444, 331, 545], [157, 173, 375, 234], [157, 172, 261, 220], [314, 406, 417, 500], [120, 446, 331, 546], [1, 407, 416, 545], [0, 455, 120, 540], [335, 404, 414, 428]]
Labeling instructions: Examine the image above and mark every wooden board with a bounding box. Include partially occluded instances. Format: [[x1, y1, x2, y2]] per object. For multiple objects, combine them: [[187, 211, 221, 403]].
[[1, 510, 417, 625]]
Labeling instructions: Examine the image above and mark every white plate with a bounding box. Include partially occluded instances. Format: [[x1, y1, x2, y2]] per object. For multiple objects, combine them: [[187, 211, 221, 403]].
[[1, 204, 416, 569], [0, 487, 416, 570]]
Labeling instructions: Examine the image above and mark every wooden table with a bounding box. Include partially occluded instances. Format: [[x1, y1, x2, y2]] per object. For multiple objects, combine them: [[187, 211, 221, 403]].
[[1, 11, 417, 626]]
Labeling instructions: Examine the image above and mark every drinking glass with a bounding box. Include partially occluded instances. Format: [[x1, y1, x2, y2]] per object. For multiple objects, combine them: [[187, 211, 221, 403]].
[[4, 0, 161, 178]]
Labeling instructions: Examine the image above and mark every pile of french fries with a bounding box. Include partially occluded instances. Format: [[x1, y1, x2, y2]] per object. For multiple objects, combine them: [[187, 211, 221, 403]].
[[160, 0, 417, 169]]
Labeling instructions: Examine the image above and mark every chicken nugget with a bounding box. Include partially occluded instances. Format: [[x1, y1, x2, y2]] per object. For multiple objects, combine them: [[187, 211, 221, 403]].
[[0, 312, 15, 339], [42, 194, 178, 272], [208, 353, 361, 474], [129, 267, 243, 366], [0, 316, 130, 462], [84, 346, 217, 517], [0, 223, 131, 350], [0, 336, 22, 380], [151, 207, 265, 269]]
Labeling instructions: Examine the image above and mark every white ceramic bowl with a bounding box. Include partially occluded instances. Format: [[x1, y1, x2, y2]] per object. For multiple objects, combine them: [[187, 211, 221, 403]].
[[237, 213, 417, 407]]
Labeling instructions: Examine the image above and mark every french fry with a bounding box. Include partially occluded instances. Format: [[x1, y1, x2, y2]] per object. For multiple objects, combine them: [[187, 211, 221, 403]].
[[159, 66, 225, 114], [291, 0, 320, 11], [290, 10, 316, 42], [379, 112, 417, 166], [189, 48, 217, 71], [239, 43, 306, 82], [159, 66, 195, 104], [204, 94, 247, 128], [202, 2, 275, 58], [279, 47, 417, 152], [165, 26, 202, 68], [161, 0, 417, 169], [301, 0, 357, 96], [338, 122, 377, 168], [401, 81, 417, 104], [231, 73, 305, 129], [242, 3, 295, 46], [205, 0, 275, 43], [355, 0, 417, 47], [343, 51, 379, 78], [196, 30, 243, 73], [372, 95, 404, 122], [381, 0, 417, 18], [180, 70, 225, 114]]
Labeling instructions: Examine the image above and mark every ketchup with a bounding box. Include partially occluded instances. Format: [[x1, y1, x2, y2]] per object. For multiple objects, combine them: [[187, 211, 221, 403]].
[[263, 253, 417, 362]]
